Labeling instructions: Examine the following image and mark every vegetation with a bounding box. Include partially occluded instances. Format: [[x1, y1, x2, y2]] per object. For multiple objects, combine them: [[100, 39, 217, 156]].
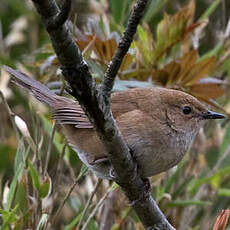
[[0, 0, 230, 229]]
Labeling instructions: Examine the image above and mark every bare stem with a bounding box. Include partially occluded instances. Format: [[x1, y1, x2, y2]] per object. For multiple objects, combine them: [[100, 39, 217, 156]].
[[43, 81, 66, 177], [0, 90, 20, 141], [77, 179, 102, 230], [100, 0, 148, 96], [52, 166, 87, 223], [81, 184, 115, 230]]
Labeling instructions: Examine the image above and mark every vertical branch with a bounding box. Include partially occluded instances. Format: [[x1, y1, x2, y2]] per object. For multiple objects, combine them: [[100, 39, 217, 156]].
[[20, 0, 176, 229]]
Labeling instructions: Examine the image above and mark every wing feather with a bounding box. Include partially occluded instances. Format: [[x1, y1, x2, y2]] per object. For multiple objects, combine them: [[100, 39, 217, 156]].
[[52, 102, 93, 129]]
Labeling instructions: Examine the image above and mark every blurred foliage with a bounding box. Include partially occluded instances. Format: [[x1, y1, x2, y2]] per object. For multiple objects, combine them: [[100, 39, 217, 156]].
[[1, 0, 230, 229]]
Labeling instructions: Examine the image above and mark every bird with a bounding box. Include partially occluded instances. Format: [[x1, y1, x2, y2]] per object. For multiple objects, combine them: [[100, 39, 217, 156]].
[[4, 66, 226, 179]]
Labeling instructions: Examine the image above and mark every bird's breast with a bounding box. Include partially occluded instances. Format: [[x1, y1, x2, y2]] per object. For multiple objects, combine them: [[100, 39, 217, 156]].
[[129, 127, 196, 177]]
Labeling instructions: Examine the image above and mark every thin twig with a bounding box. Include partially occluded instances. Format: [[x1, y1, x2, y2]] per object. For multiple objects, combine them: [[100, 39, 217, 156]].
[[44, 122, 57, 177], [76, 179, 102, 230], [52, 167, 87, 223], [81, 184, 115, 230], [101, 0, 148, 96], [43, 81, 66, 177], [82, 34, 97, 56], [0, 90, 20, 141], [211, 144, 230, 175], [99, 189, 118, 230], [53, 141, 68, 179]]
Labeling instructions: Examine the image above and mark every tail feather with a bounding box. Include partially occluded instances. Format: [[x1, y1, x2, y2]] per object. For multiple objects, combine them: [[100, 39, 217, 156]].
[[4, 66, 93, 128], [4, 66, 57, 108]]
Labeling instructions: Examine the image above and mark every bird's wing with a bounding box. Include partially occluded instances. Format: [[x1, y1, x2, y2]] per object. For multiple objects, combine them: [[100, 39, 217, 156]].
[[52, 99, 93, 129], [54, 89, 146, 128], [111, 89, 142, 118]]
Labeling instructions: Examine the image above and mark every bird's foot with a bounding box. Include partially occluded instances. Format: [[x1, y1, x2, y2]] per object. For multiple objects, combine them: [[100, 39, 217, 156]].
[[109, 165, 117, 179]]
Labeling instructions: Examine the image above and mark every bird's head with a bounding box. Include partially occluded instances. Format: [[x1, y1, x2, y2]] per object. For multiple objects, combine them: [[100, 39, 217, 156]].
[[158, 88, 225, 135]]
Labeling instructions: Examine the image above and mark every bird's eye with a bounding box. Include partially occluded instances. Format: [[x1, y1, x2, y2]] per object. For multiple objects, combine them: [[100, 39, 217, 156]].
[[183, 106, 192, 115]]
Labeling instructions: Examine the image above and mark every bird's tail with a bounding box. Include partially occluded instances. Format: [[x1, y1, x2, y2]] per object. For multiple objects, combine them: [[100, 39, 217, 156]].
[[4, 66, 58, 108]]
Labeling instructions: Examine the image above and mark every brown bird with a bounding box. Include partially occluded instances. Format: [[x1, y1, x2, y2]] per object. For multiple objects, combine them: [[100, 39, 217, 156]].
[[4, 66, 225, 179]]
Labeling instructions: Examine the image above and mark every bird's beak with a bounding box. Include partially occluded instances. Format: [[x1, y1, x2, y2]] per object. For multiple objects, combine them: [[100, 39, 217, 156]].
[[202, 110, 226, 119]]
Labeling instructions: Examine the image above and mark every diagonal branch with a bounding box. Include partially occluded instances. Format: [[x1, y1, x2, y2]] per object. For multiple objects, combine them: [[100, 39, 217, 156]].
[[46, 0, 71, 31], [30, 0, 175, 229], [100, 0, 148, 96]]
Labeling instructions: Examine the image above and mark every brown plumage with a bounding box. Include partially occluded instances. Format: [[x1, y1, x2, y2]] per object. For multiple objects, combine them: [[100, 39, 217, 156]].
[[5, 66, 225, 179]]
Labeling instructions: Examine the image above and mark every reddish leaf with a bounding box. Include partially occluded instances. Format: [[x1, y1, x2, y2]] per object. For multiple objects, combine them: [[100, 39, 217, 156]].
[[152, 69, 170, 86], [213, 210, 230, 230], [120, 53, 133, 72], [153, 1, 197, 63], [121, 69, 151, 81], [190, 83, 225, 99], [164, 61, 181, 85], [177, 50, 198, 82], [183, 56, 216, 85]]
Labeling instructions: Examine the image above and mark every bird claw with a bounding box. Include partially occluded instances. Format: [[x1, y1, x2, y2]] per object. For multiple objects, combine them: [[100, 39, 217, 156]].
[[109, 165, 117, 179]]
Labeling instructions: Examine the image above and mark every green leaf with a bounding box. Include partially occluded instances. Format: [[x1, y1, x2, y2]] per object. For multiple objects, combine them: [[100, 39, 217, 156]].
[[199, 0, 221, 21], [165, 161, 184, 193], [14, 143, 25, 173], [14, 143, 30, 173], [218, 188, 230, 197], [198, 42, 224, 62], [78, 165, 88, 179], [28, 160, 41, 191], [188, 165, 230, 194], [152, 1, 196, 64], [220, 123, 230, 155], [6, 163, 24, 211], [14, 181, 28, 213], [87, 60, 104, 79], [0, 204, 19, 229], [144, 0, 169, 23], [156, 186, 165, 203], [109, 0, 131, 24], [111, 182, 119, 190], [39, 179, 50, 198], [172, 177, 193, 199], [40, 115, 64, 154], [135, 26, 155, 68], [64, 213, 82, 230], [36, 213, 48, 230]]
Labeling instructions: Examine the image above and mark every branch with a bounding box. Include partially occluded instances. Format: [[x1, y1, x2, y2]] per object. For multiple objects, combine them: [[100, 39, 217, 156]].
[[46, 0, 71, 30], [30, 0, 175, 229], [101, 0, 148, 96]]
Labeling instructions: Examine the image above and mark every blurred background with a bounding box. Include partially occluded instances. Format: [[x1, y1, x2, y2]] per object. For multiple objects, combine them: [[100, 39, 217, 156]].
[[1, 0, 230, 229]]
